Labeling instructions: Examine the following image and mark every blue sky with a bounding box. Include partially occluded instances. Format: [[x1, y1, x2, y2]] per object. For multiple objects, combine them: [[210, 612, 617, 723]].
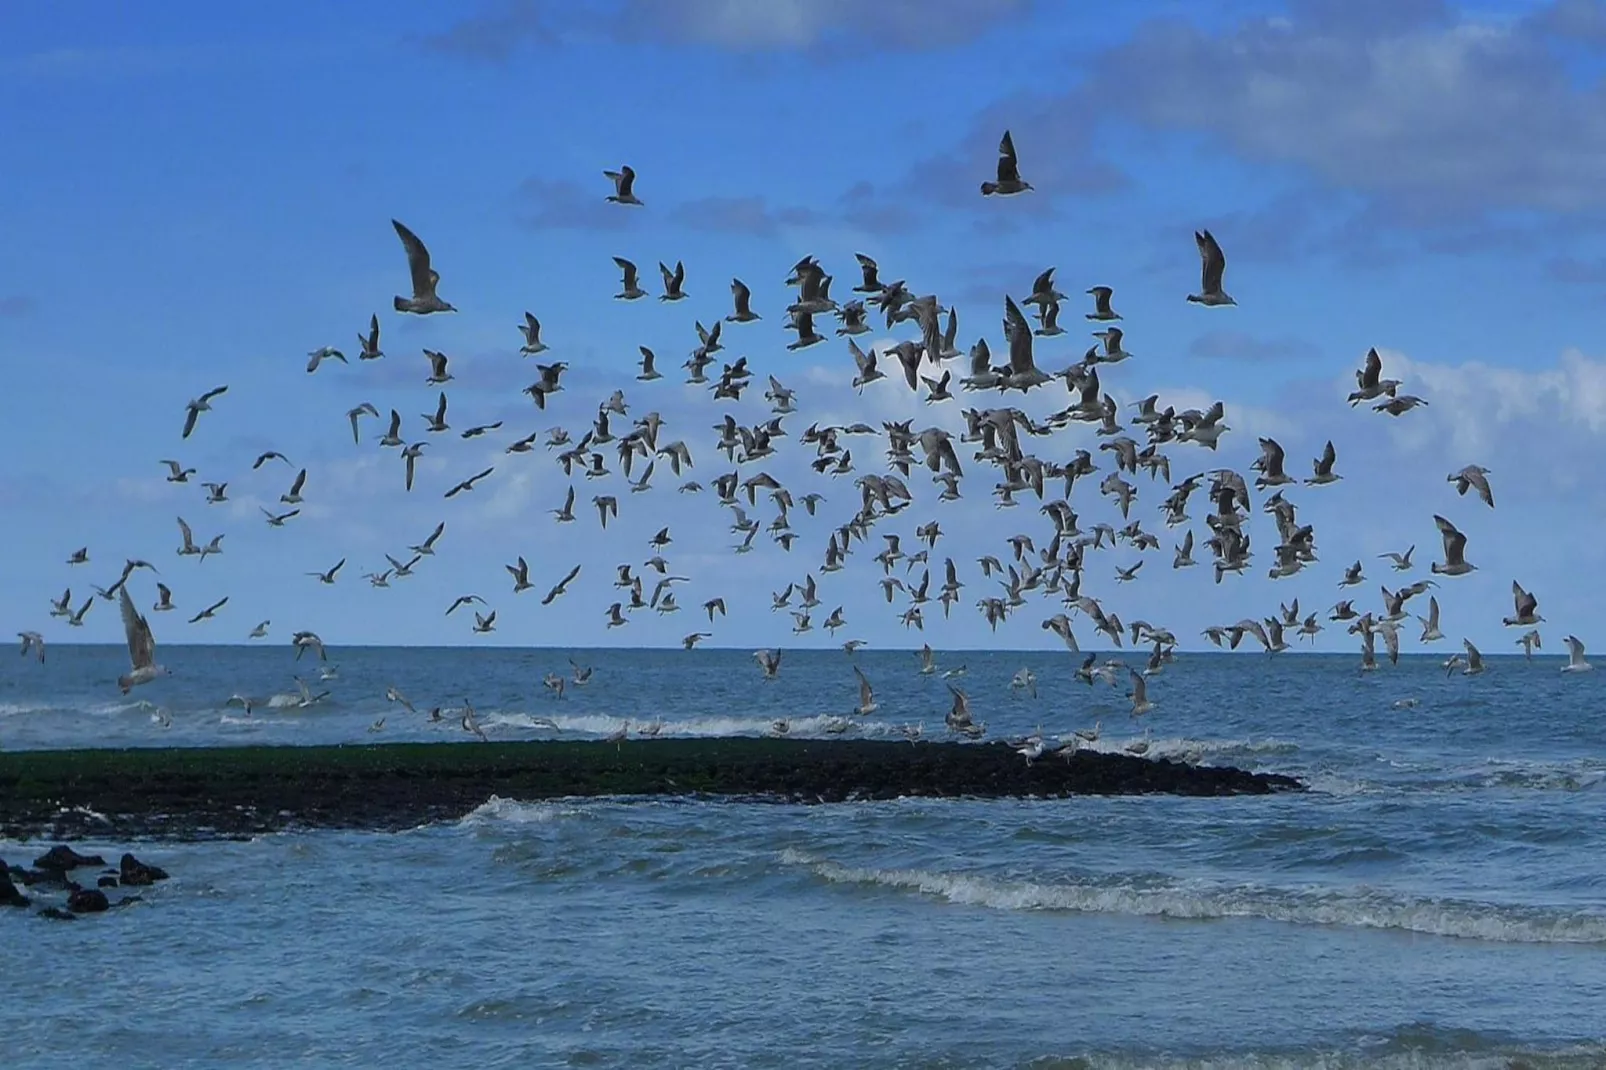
[[4, 0, 1606, 652]]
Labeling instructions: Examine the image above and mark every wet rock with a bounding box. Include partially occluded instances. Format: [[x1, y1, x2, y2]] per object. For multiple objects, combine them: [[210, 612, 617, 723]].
[[119, 853, 169, 886], [32, 846, 107, 874], [97, 876, 119, 889], [0, 864, 29, 909], [67, 887, 110, 914]]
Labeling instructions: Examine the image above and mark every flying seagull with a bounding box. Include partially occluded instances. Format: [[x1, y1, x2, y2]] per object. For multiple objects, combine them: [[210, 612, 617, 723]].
[[1448, 465, 1494, 508], [391, 219, 456, 314], [117, 586, 168, 694], [1187, 230, 1235, 306], [604, 165, 642, 205], [182, 386, 228, 439], [980, 129, 1031, 196], [358, 313, 383, 359]]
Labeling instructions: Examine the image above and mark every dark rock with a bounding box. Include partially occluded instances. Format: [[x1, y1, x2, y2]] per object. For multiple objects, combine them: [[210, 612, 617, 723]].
[[119, 853, 169, 886], [113, 894, 144, 908], [38, 908, 76, 921], [32, 846, 107, 873], [0, 869, 29, 909], [97, 876, 119, 889], [67, 887, 109, 914], [0, 739, 1306, 840]]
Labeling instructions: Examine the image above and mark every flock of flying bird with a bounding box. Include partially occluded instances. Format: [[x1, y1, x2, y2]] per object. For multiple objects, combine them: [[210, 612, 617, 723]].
[[13, 130, 1596, 748]]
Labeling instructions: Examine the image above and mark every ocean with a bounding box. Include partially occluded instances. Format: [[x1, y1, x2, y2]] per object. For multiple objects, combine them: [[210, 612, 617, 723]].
[[3, 644, 1605, 1068]]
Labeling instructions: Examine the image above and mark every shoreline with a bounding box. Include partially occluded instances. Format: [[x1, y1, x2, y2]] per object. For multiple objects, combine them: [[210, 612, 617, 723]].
[[0, 739, 1304, 842]]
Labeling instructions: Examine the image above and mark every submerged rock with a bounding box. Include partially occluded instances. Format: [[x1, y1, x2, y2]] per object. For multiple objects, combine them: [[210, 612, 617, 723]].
[[32, 846, 107, 874], [66, 887, 110, 914], [0, 861, 30, 909], [119, 853, 169, 887]]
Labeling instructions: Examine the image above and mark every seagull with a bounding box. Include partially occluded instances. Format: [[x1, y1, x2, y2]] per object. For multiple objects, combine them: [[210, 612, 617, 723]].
[[161, 460, 195, 483], [637, 346, 662, 381], [402, 443, 427, 491], [67, 547, 88, 565], [1305, 440, 1341, 485], [18, 631, 44, 663], [188, 596, 228, 624], [613, 257, 646, 300], [852, 665, 877, 715], [754, 648, 782, 679], [292, 631, 326, 661], [1416, 596, 1444, 642], [471, 611, 496, 634], [425, 349, 453, 384], [347, 402, 380, 445], [280, 468, 307, 504], [181, 386, 227, 439], [1503, 581, 1543, 627], [410, 522, 446, 557], [1186, 230, 1235, 307], [262, 507, 299, 526], [306, 347, 347, 373], [153, 583, 175, 613], [1562, 635, 1593, 673], [117, 587, 169, 694], [391, 218, 456, 314], [1128, 669, 1154, 717], [1517, 629, 1541, 660], [518, 312, 548, 355], [727, 278, 760, 323], [444, 467, 494, 498], [1448, 465, 1494, 508], [980, 129, 1032, 196], [446, 594, 486, 616], [1086, 286, 1121, 321], [659, 260, 686, 301], [1431, 515, 1476, 576], [604, 165, 642, 205], [506, 556, 533, 593], [461, 700, 489, 741], [1380, 546, 1414, 571], [358, 313, 383, 359], [308, 558, 345, 585], [1459, 639, 1485, 676], [203, 482, 228, 504], [253, 451, 294, 470], [542, 564, 582, 605]]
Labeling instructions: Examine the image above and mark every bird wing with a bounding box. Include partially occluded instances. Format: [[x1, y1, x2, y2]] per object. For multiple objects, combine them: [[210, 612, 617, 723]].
[[119, 587, 155, 669], [392, 219, 435, 297], [997, 129, 1021, 183], [1197, 230, 1226, 293]]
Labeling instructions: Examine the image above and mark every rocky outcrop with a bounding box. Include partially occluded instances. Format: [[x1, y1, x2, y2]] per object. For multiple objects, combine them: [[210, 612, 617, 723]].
[[0, 739, 1303, 840]]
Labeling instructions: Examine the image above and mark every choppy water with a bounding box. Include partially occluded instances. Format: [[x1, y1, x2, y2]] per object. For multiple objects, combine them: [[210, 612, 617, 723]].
[[3, 645, 1605, 1068]]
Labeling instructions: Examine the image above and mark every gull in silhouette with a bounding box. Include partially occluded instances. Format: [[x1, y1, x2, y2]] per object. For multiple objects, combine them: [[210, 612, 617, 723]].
[[980, 129, 1031, 196], [181, 386, 227, 439], [392, 219, 455, 314], [1186, 230, 1235, 306], [604, 165, 642, 205], [117, 587, 168, 694]]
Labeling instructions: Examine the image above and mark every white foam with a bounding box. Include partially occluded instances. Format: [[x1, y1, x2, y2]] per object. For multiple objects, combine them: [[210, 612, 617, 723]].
[[459, 795, 583, 825], [779, 850, 1606, 945]]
